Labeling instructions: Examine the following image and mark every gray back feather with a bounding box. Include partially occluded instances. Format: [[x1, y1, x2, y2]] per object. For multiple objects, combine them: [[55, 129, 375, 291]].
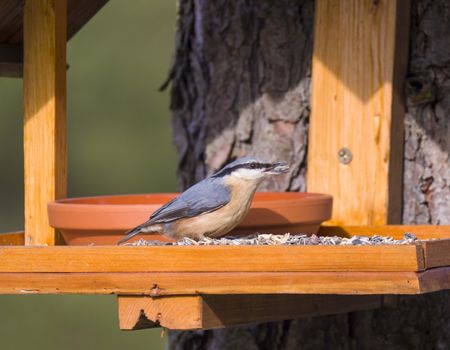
[[148, 177, 230, 223]]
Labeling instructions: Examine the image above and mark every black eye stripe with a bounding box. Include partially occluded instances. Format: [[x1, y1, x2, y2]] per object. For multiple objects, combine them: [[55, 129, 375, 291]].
[[244, 162, 271, 170], [212, 162, 273, 178]]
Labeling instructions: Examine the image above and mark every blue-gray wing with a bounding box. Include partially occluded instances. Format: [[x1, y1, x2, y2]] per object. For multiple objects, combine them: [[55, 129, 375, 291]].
[[149, 178, 230, 223]]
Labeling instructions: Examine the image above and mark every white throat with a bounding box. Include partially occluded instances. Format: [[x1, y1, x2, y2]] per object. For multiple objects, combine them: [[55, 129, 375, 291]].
[[231, 168, 265, 181]]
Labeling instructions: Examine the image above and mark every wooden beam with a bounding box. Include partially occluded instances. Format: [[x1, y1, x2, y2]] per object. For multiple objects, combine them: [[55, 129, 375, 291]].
[[420, 239, 450, 270], [0, 231, 24, 245], [23, 0, 67, 245], [117, 294, 383, 330], [307, 0, 410, 225], [0, 245, 424, 272], [0, 270, 439, 295], [118, 295, 202, 330], [418, 267, 450, 294]]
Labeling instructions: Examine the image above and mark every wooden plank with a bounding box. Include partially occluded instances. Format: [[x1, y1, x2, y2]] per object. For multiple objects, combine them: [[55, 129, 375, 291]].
[[420, 239, 450, 269], [319, 225, 450, 240], [318, 227, 450, 270], [307, 0, 410, 225], [418, 267, 450, 294], [200, 294, 382, 329], [0, 271, 425, 295], [118, 294, 383, 330], [0, 245, 424, 272], [118, 295, 202, 330], [0, 231, 24, 245], [23, 0, 67, 245]]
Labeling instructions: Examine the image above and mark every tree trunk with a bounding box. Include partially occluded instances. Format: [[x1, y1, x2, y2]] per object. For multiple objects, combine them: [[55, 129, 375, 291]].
[[167, 0, 450, 348]]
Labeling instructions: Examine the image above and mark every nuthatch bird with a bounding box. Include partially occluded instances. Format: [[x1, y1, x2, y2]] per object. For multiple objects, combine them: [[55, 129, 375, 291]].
[[118, 157, 289, 244]]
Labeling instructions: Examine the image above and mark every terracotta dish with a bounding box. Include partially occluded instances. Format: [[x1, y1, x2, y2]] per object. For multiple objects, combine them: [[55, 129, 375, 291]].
[[48, 192, 332, 245]]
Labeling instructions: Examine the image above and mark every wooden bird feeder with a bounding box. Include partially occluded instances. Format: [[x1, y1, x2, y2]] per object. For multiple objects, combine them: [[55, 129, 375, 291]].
[[0, 0, 449, 331]]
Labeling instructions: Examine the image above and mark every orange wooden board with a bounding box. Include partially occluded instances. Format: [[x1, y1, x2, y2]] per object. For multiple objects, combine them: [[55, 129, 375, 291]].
[[0, 227, 448, 297], [23, 0, 68, 246], [0, 232, 24, 245], [118, 294, 384, 330], [307, 0, 410, 225], [1, 269, 449, 295], [0, 244, 424, 272], [420, 239, 450, 269]]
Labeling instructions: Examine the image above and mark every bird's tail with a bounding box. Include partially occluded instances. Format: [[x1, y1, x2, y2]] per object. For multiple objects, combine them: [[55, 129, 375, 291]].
[[117, 221, 158, 245]]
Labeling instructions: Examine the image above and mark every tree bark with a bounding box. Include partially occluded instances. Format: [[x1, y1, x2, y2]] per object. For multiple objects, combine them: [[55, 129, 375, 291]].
[[167, 0, 450, 349], [169, 0, 313, 191]]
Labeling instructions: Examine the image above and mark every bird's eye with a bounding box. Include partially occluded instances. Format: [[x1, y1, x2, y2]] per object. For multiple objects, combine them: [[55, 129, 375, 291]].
[[250, 164, 258, 169]]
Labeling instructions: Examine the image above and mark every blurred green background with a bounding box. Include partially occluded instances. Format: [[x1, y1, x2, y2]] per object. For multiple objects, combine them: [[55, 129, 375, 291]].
[[0, 1, 177, 349]]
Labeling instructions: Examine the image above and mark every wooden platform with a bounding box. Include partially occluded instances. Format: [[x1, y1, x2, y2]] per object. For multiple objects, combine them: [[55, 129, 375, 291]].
[[0, 269, 448, 296], [0, 226, 449, 330], [1, 0, 445, 333]]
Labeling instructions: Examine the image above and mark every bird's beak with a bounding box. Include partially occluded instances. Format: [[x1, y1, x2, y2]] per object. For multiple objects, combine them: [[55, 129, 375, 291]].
[[264, 162, 290, 174]]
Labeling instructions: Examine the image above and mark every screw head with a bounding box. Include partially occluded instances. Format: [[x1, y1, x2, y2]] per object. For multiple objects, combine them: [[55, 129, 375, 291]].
[[338, 147, 353, 165]]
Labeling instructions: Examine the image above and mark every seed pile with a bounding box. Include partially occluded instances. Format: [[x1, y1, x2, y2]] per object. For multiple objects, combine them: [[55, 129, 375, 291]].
[[128, 232, 419, 246]]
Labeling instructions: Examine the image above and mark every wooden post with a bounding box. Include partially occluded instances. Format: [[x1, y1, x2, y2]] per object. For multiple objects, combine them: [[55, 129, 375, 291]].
[[23, 0, 67, 245], [307, 0, 410, 225]]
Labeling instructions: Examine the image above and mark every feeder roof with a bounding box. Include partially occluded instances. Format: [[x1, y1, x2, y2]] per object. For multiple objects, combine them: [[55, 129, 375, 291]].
[[0, 0, 108, 77], [0, 0, 108, 44]]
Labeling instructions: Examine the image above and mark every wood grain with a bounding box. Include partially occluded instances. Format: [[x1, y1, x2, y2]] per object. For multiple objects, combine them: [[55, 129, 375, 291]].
[[420, 239, 450, 269], [118, 294, 382, 330], [0, 271, 427, 295], [319, 225, 450, 239], [201, 294, 382, 330], [23, 0, 67, 245], [307, 0, 410, 225], [418, 267, 450, 294], [118, 295, 202, 330], [0, 231, 24, 245], [0, 245, 424, 272]]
